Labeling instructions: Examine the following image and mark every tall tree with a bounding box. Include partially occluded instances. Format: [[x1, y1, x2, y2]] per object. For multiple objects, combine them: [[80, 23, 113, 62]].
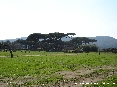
[[26, 32, 76, 51], [70, 37, 97, 49], [0, 43, 13, 58]]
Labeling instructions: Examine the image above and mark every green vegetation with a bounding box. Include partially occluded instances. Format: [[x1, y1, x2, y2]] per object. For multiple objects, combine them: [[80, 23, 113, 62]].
[[0, 51, 117, 86]]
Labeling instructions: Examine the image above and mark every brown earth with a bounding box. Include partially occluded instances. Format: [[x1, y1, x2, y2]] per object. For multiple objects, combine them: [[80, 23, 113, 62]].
[[53, 65, 117, 87]]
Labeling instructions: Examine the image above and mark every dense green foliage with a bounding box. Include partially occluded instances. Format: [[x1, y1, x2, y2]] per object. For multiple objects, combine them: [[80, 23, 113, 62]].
[[0, 33, 97, 52]]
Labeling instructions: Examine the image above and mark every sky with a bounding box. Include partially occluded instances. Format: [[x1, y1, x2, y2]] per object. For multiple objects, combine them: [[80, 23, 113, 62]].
[[0, 0, 117, 40]]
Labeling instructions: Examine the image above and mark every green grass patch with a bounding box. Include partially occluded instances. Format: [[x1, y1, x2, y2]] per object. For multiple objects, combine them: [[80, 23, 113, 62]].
[[0, 51, 117, 86]]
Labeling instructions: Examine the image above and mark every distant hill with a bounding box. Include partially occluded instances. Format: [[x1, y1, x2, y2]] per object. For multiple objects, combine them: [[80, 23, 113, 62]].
[[88, 36, 117, 49], [61, 36, 117, 49], [0, 36, 117, 49], [0, 37, 27, 42]]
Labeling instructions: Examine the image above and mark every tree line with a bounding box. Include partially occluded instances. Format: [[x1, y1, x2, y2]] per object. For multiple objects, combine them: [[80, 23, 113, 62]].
[[0, 32, 98, 52]]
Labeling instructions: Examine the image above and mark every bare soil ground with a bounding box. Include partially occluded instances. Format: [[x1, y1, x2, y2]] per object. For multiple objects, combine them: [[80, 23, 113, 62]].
[[24, 55, 41, 56], [54, 65, 117, 87], [0, 56, 7, 58], [0, 53, 80, 58], [0, 65, 117, 87]]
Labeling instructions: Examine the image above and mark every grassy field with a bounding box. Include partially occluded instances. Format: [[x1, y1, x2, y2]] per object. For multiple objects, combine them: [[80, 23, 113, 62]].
[[0, 51, 117, 87]]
